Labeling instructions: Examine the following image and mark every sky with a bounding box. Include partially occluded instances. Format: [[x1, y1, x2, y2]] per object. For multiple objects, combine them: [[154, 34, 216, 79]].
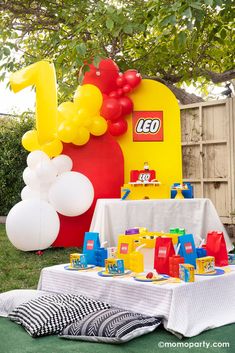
[[0, 78, 35, 115]]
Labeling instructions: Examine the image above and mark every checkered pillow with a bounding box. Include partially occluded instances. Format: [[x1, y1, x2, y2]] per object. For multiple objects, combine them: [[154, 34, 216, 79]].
[[60, 308, 161, 343], [8, 294, 110, 337]]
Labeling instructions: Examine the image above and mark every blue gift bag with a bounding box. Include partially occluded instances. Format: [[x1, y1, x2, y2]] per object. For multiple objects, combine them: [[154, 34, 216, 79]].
[[83, 232, 100, 265], [178, 234, 197, 267]]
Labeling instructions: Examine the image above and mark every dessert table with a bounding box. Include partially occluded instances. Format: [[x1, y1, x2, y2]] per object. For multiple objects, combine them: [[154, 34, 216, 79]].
[[37, 264, 235, 337], [89, 198, 233, 251]]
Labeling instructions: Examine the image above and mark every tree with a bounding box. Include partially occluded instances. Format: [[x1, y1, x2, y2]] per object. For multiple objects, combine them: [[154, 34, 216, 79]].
[[0, 113, 34, 215], [0, 0, 234, 104]]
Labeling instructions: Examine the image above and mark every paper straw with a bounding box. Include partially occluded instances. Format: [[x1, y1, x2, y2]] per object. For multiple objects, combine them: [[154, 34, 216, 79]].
[[101, 241, 108, 248], [136, 243, 146, 252], [175, 243, 181, 255], [199, 239, 205, 248]]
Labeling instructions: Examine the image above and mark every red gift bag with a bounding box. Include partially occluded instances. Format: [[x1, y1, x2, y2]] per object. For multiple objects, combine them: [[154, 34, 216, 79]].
[[206, 231, 228, 267], [154, 237, 175, 275]]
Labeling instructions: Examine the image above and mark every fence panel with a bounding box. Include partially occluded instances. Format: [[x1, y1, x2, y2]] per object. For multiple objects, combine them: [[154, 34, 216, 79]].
[[180, 98, 235, 224]]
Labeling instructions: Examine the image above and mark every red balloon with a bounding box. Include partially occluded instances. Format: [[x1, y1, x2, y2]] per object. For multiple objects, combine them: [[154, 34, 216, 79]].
[[117, 88, 124, 97], [83, 58, 119, 94], [109, 91, 119, 98], [122, 84, 132, 93], [123, 69, 142, 88], [101, 98, 122, 121], [108, 119, 128, 136], [119, 96, 133, 116], [102, 93, 108, 100], [116, 75, 127, 87]]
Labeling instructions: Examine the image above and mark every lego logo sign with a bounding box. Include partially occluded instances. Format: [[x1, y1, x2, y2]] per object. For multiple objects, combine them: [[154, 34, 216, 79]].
[[120, 243, 129, 254], [184, 242, 193, 254], [86, 240, 94, 250], [158, 246, 167, 258], [138, 173, 151, 182], [133, 111, 163, 141]]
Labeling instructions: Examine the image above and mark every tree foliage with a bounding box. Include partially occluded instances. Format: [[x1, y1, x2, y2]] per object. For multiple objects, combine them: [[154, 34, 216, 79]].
[[0, 0, 234, 104], [0, 114, 34, 215]]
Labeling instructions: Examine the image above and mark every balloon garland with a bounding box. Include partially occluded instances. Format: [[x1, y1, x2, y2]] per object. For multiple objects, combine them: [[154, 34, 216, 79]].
[[7, 59, 142, 251], [10, 59, 142, 157], [83, 58, 142, 136]]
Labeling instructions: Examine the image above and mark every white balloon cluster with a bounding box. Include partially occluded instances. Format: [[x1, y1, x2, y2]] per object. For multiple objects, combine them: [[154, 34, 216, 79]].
[[21, 151, 73, 202], [6, 151, 95, 251]]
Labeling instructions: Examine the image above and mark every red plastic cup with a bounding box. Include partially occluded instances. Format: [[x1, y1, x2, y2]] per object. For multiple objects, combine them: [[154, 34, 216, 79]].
[[169, 255, 185, 278]]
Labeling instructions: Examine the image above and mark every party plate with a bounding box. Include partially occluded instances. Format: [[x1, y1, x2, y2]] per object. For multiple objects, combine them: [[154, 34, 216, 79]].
[[98, 270, 132, 277], [64, 264, 96, 271], [133, 274, 169, 282], [195, 268, 225, 276]]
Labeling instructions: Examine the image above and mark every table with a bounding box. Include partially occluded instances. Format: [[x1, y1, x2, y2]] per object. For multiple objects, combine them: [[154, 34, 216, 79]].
[[89, 198, 233, 251], [37, 264, 235, 337]]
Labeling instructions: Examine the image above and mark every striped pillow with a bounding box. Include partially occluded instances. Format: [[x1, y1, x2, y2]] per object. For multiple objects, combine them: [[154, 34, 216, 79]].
[[60, 308, 161, 343], [8, 294, 110, 337]]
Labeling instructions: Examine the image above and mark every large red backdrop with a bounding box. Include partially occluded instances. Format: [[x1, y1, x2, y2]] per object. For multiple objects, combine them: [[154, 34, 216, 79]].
[[53, 132, 124, 247]]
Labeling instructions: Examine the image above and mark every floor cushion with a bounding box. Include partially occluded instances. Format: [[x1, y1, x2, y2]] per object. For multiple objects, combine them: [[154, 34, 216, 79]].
[[8, 294, 110, 337], [60, 308, 162, 343], [0, 289, 53, 317]]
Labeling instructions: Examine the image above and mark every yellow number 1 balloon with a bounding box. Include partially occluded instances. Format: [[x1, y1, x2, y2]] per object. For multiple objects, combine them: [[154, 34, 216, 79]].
[[10, 60, 58, 145]]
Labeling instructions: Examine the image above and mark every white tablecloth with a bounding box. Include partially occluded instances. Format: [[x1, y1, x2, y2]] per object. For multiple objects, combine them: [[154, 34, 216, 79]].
[[89, 198, 233, 251], [37, 264, 235, 337]]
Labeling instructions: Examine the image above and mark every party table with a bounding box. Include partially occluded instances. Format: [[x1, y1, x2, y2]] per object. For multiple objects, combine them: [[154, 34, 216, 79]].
[[89, 198, 233, 250], [37, 264, 235, 337]]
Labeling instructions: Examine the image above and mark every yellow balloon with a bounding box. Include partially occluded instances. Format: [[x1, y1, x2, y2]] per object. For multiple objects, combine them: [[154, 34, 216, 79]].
[[58, 121, 77, 143], [57, 102, 78, 122], [90, 116, 108, 136], [73, 108, 93, 128], [42, 139, 63, 157], [22, 130, 40, 151], [73, 84, 103, 115], [57, 110, 65, 126], [72, 127, 90, 146]]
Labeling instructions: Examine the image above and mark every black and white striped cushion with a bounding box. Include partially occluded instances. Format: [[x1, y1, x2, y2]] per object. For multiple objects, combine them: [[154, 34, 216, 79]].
[[60, 308, 161, 343], [8, 294, 110, 337]]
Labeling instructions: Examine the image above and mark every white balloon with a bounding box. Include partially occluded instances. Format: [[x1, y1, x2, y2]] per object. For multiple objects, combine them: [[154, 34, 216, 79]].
[[6, 199, 60, 251], [23, 167, 41, 189], [49, 171, 94, 217], [52, 155, 73, 175], [27, 150, 50, 170], [35, 160, 57, 184], [21, 186, 48, 201]]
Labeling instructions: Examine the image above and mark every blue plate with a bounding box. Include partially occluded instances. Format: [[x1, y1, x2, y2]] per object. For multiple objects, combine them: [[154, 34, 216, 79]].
[[64, 264, 95, 271], [98, 270, 131, 277], [195, 268, 225, 276]]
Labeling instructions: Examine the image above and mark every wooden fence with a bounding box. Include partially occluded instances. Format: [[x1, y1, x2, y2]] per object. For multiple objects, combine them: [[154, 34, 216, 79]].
[[180, 97, 235, 224]]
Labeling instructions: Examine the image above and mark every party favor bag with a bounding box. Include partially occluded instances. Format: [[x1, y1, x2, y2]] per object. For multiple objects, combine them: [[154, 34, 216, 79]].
[[154, 237, 175, 275], [178, 234, 197, 267], [206, 231, 228, 267]]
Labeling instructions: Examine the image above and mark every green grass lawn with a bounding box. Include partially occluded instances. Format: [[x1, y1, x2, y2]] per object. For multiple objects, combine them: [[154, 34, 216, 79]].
[[0, 224, 80, 292]]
